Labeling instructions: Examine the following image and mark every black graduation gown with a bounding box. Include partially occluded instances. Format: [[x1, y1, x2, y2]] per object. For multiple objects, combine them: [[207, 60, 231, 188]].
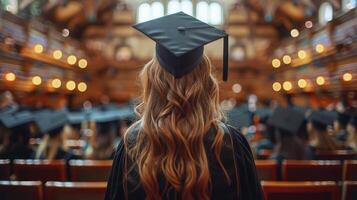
[[105, 123, 263, 200]]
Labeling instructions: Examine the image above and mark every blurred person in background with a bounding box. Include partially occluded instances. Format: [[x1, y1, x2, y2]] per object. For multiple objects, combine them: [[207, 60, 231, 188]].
[[307, 110, 343, 156], [85, 121, 116, 160], [269, 107, 312, 178], [334, 111, 351, 142], [34, 111, 77, 160], [0, 111, 34, 159], [346, 115, 357, 151]]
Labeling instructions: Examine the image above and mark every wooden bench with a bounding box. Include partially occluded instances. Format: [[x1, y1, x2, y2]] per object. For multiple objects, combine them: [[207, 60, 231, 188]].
[[69, 160, 112, 181], [262, 181, 340, 200], [0, 159, 11, 180], [255, 160, 277, 180], [0, 181, 43, 200], [13, 160, 66, 182], [342, 181, 357, 200], [44, 181, 107, 200], [343, 160, 357, 181], [282, 160, 342, 181]]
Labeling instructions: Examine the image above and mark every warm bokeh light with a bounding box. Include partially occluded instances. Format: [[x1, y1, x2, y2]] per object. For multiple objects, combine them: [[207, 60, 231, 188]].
[[66, 80, 76, 91], [316, 76, 326, 85], [282, 81, 293, 91], [298, 79, 308, 88], [298, 50, 307, 59], [315, 44, 325, 53], [51, 78, 62, 88], [232, 83, 242, 93], [290, 29, 299, 38], [77, 82, 87, 92], [282, 55, 292, 64], [343, 72, 353, 82], [78, 59, 88, 69], [272, 58, 281, 68], [272, 82, 281, 92], [305, 21, 313, 29], [62, 28, 70, 37], [5, 72, 16, 81], [34, 44, 44, 53], [67, 55, 77, 65], [32, 76, 42, 86], [53, 50, 62, 60]]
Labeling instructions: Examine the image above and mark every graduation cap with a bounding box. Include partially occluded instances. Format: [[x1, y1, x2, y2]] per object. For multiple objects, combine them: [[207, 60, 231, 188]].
[[226, 109, 252, 128], [0, 111, 34, 129], [67, 112, 86, 125], [35, 111, 68, 135], [308, 110, 336, 129], [268, 107, 305, 134], [133, 12, 229, 81]]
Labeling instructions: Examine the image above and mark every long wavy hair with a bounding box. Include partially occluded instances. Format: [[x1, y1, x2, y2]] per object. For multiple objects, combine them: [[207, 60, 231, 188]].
[[123, 55, 230, 200]]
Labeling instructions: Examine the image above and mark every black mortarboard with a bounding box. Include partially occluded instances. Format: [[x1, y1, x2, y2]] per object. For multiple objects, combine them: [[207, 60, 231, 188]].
[[308, 110, 336, 129], [0, 111, 34, 129], [268, 107, 305, 134], [67, 112, 85, 125], [336, 112, 351, 127], [36, 111, 68, 135], [226, 109, 252, 128], [133, 12, 229, 81]]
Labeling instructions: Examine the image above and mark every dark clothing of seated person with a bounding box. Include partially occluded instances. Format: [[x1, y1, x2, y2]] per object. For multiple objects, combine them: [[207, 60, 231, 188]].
[[307, 110, 344, 158], [334, 112, 351, 142], [34, 111, 77, 160], [346, 115, 357, 152], [268, 107, 313, 179], [0, 111, 34, 159], [106, 12, 263, 200]]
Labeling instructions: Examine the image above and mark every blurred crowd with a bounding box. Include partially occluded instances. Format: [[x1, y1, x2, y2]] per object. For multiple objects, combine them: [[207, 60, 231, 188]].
[[0, 91, 135, 161], [1, 91, 356, 168]]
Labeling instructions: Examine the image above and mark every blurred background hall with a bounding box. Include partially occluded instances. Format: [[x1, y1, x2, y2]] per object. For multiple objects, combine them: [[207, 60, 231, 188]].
[[0, 0, 357, 200]]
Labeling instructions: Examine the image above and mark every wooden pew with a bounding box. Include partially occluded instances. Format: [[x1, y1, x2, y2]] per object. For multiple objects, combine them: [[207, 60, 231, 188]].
[[261, 181, 340, 200], [44, 181, 107, 200], [343, 160, 357, 181], [0, 159, 11, 180], [282, 160, 342, 181], [342, 181, 357, 200], [315, 150, 357, 160], [0, 181, 43, 200], [13, 160, 66, 182], [255, 160, 277, 181], [69, 160, 112, 181]]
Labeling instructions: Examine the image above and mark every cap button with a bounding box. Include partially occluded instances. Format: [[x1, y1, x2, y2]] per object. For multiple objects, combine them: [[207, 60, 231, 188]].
[[177, 26, 185, 31]]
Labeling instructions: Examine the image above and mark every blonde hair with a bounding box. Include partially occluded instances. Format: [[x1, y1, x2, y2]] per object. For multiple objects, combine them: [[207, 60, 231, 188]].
[[124, 55, 229, 200]]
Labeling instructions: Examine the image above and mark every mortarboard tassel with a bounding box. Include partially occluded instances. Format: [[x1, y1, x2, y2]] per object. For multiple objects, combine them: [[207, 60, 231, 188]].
[[223, 35, 229, 81]]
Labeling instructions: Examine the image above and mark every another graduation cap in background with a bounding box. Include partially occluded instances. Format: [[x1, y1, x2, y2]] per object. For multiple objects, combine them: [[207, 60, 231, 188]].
[[268, 107, 305, 135], [226, 109, 252, 129], [35, 111, 68, 136], [0, 111, 34, 129], [308, 110, 336, 131], [133, 12, 229, 81]]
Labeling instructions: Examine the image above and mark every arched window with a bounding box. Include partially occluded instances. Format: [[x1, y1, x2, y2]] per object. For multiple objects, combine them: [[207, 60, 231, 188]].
[[137, 2, 164, 22], [167, 0, 180, 14], [137, 1, 223, 25], [151, 1, 164, 19], [196, 1, 209, 23], [209, 2, 223, 25], [318, 2, 333, 25], [137, 3, 151, 23], [342, 0, 357, 11], [181, 0, 193, 16]]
